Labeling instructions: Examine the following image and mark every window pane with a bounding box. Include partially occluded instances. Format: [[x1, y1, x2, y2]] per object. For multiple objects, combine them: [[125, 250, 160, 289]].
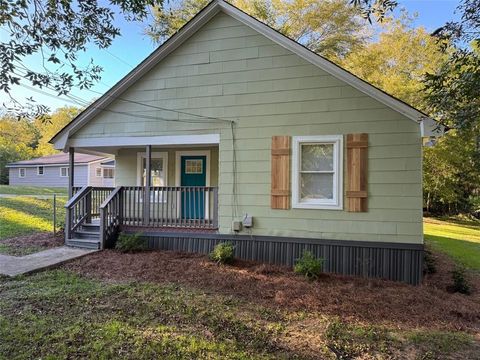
[[143, 158, 164, 186], [301, 144, 334, 171], [185, 159, 203, 174], [300, 173, 334, 200]]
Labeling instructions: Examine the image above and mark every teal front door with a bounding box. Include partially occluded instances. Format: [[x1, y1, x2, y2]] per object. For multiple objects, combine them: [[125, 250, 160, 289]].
[[181, 155, 207, 219]]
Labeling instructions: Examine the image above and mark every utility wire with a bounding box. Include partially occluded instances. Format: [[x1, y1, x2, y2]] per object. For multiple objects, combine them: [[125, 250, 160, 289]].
[[104, 49, 135, 68], [13, 70, 234, 124], [84, 87, 234, 124]]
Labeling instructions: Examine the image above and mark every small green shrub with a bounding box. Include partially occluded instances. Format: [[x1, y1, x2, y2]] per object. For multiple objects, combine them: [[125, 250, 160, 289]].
[[115, 232, 147, 253], [294, 250, 324, 280], [423, 250, 436, 274], [209, 242, 235, 264], [450, 266, 471, 295]]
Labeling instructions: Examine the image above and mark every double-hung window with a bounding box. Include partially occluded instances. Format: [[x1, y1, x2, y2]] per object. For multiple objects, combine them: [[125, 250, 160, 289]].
[[37, 166, 44, 176], [19, 168, 26, 178], [60, 167, 68, 177], [292, 135, 343, 209], [103, 168, 114, 179]]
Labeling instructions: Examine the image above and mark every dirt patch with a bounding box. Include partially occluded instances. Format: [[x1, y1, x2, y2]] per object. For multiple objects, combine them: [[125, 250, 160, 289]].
[[0, 232, 64, 256], [63, 248, 480, 333]]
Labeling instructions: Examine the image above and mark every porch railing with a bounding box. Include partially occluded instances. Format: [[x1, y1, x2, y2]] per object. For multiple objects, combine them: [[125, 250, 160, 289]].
[[99, 186, 123, 249], [66, 186, 219, 248], [122, 186, 219, 229], [65, 186, 114, 239]]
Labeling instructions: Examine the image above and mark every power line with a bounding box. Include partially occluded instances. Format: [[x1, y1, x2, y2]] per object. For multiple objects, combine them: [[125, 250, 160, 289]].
[[84, 87, 233, 124], [15, 76, 230, 125], [104, 49, 135, 68], [13, 64, 234, 124]]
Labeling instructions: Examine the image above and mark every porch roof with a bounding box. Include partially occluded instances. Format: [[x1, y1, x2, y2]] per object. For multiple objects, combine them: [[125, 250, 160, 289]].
[[67, 134, 220, 157]]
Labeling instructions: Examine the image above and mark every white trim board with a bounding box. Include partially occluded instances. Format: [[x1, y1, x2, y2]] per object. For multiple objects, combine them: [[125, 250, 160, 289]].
[[68, 134, 220, 149], [50, 0, 435, 150], [7, 163, 89, 168]]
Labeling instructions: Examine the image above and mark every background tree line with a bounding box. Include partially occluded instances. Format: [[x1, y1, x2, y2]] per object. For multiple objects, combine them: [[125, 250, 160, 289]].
[[1, 0, 479, 216], [0, 107, 78, 184]]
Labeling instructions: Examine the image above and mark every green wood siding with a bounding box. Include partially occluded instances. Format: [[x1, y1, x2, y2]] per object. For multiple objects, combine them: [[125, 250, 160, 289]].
[[72, 12, 423, 244]]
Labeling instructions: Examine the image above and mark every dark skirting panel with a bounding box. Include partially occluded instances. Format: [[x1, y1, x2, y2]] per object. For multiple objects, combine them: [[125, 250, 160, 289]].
[[126, 231, 424, 285]]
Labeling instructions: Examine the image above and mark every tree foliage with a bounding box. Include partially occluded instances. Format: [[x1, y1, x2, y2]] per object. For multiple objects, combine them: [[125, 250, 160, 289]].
[[147, 0, 370, 61], [1, 0, 161, 118], [0, 107, 78, 184], [341, 14, 448, 110], [423, 131, 480, 215]]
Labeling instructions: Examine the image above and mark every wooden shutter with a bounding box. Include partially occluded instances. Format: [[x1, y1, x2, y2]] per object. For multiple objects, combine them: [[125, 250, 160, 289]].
[[271, 136, 291, 209], [346, 133, 368, 212]]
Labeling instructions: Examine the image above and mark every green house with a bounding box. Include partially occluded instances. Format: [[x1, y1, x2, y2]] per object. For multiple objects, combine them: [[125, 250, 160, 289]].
[[51, 0, 441, 284]]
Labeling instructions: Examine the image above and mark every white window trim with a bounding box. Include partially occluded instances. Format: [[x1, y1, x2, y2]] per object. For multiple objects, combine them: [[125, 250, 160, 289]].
[[59, 167, 68, 177], [136, 151, 169, 186], [18, 168, 26, 178], [103, 168, 114, 179], [95, 167, 102, 177], [291, 135, 343, 210], [37, 166, 44, 176]]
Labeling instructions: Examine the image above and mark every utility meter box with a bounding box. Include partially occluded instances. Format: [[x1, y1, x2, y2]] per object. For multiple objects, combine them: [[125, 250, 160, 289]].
[[242, 214, 253, 228], [232, 221, 242, 232]]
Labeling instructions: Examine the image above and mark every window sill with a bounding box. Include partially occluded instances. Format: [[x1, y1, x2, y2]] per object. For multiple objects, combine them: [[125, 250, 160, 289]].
[[292, 202, 343, 210]]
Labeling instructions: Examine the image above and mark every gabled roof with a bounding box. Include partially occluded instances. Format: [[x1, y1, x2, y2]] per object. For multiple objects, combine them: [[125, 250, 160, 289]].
[[6, 153, 107, 167], [50, 0, 436, 149]]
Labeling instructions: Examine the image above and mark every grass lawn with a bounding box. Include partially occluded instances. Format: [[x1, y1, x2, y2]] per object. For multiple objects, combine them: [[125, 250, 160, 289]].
[[0, 196, 65, 255], [424, 217, 480, 271], [0, 268, 477, 359], [0, 185, 67, 195]]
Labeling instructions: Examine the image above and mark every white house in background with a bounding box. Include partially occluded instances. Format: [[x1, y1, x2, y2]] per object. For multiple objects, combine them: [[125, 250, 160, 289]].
[[6, 153, 115, 187]]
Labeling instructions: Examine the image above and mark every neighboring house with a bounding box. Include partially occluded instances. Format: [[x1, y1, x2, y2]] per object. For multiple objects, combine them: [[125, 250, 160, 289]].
[[6, 153, 115, 188], [51, 0, 442, 284]]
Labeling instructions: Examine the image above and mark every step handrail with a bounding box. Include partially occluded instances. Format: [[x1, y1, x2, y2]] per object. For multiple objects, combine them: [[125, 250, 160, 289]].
[[99, 186, 123, 249], [65, 186, 90, 208]]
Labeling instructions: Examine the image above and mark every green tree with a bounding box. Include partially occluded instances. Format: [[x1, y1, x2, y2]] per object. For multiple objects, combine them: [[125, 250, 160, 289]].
[[1, 0, 161, 118], [0, 106, 79, 183], [148, 0, 370, 61], [0, 117, 38, 184], [341, 14, 448, 110], [34, 107, 80, 156], [423, 131, 480, 215]]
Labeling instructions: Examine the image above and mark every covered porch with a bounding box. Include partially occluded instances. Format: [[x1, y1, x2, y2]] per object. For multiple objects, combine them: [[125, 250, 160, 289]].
[[64, 135, 220, 249]]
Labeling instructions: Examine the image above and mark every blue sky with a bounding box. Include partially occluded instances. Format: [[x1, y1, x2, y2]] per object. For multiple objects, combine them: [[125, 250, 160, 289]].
[[1, 0, 461, 111]]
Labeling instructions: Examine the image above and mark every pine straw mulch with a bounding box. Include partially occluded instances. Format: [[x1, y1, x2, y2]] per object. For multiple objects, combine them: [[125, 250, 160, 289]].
[[0, 232, 64, 256], [63, 247, 480, 334]]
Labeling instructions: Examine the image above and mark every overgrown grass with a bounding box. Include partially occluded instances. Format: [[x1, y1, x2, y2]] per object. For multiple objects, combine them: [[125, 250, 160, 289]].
[[424, 217, 480, 271], [0, 270, 476, 359], [0, 196, 65, 240], [0, 185, 68, 195]]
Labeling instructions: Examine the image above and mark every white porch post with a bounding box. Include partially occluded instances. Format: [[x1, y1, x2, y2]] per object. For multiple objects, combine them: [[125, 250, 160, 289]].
[[68, 147, 75, 198], [144, 145, 152, 225]]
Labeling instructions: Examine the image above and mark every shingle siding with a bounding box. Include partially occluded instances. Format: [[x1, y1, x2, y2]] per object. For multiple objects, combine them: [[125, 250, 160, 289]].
[[70, 12, 423, 244]]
